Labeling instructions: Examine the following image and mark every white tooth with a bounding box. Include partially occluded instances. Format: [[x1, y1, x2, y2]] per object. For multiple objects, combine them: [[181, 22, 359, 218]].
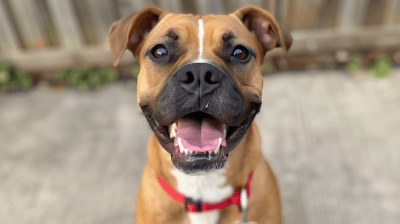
[[184, 148, 188, 155], [171, 122, 177, 131], [170, 123, 177, 138], [170, 128, 176, 138], [178, 137, 185, 153], [214, 137, 222, 154]]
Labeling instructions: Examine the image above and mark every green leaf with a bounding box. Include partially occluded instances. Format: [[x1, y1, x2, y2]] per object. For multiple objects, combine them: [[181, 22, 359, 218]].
[[0, 70, 10, 83], [345, 55, 362, 74], [370, 55, 392, 78], [0, 61, 11, 72], [0, 83, 11, 92], [56, 68, 72, 81]]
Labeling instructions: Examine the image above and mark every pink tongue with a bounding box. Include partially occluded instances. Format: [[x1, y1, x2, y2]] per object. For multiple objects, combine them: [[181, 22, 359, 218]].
[[174, 117, 226, 152]]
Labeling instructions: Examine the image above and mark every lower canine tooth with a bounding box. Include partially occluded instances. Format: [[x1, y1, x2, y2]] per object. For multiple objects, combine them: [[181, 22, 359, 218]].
[[213, 137, 222, 154]]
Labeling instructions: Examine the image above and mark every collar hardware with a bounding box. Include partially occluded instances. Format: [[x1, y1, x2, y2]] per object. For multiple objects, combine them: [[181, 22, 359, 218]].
[[185, 197, 203, 212]]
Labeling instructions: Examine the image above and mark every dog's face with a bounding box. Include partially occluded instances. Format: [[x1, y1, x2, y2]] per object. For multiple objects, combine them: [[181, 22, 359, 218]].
[[108, 6, 292, 174]]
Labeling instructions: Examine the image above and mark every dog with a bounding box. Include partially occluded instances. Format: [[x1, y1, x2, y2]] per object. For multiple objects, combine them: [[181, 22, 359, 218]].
[[108, 6, 292, 224]]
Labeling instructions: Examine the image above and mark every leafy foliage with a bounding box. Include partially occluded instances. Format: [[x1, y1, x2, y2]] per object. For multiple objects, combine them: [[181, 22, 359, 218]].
[[370, 55, 392, 78], [0, 61, 33, 92], [56, 66, 118, 90], [345, 55, 362, 74]]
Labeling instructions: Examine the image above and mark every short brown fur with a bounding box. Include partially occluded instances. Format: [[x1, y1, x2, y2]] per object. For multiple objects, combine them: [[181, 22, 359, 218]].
[[107, 6, 292, 224]]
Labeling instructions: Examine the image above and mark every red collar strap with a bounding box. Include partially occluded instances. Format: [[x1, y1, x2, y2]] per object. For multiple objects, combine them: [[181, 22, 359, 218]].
[[156, 170, 254, 213]]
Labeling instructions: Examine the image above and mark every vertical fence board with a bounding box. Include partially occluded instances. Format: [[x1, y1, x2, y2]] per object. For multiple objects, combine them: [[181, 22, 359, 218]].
[[264, 0, 277, 16], [46, 0, 84, 48], [286, 0, 325, 30], [0, 0, 20, 51], [238, 0, 263, 8], [158, 0, 183, 13], [364, 0, 388, 26], [115, 0, 152, 18], [318, 0, 340, 28], [7, 0, 48, 49], [275, 0, 289, 24], [84, 0, 119, 44], [73, 0, 99, 45], [337, 0, 369, 30], [384, 0, 400, 25], [194, 0, 225, 15], [223, 0, 240, 13]]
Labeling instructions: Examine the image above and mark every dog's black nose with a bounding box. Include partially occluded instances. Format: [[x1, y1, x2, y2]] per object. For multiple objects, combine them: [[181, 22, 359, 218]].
[[176, 63, 223, 99]]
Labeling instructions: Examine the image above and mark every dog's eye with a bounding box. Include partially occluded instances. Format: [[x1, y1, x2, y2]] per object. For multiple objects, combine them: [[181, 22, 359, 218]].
[[152, 45, 168, 58], [232, 46, 249, 60]]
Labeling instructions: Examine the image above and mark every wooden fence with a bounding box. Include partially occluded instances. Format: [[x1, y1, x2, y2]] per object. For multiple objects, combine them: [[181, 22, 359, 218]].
[[0, 0, 399, 73]]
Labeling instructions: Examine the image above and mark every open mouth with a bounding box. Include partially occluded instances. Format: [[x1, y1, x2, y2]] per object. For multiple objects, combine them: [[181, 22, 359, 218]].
[[167, 112, 228, 174], [146, 109, 258, 174], [143, 99, 260, 174]]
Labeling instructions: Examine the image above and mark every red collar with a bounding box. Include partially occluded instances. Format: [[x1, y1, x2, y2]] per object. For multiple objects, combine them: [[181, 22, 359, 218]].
[[156, 169, 254, 213]]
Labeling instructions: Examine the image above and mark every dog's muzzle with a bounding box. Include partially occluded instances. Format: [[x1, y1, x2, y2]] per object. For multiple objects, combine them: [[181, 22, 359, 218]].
[[140, 62, 260, 174]]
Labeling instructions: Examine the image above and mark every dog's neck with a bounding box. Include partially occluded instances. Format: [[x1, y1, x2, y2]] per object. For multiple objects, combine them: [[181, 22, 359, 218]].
[[170, 165, 233, 224]]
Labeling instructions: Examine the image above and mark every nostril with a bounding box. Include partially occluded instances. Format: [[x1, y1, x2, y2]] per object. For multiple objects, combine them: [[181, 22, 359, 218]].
[[182, 71, 194, 84], [205, 71, 221, 84], [205, 71, 213, 84]]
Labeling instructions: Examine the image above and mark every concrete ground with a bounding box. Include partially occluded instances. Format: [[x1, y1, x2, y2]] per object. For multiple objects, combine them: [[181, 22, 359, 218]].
[[1, 68, 400, 224]]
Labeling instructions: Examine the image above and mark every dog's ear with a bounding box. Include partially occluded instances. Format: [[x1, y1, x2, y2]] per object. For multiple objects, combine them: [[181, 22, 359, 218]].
[[108, 7, 167, 67], [233, 6, 292, 55]]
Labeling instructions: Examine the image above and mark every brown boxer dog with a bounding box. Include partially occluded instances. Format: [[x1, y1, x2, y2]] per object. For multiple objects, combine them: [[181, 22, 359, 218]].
[[108, 6, 292, 224]]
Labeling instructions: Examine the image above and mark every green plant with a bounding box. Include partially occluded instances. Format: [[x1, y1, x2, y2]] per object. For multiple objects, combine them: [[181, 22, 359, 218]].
[[0, 61, 33, 92], [370, 55, 392, 78], [12, 70, 33, 90], [0, 62, 12, 91], [345, 55, 362, 74], [56, 66, 118, 90], [131, 64, 140, 80]]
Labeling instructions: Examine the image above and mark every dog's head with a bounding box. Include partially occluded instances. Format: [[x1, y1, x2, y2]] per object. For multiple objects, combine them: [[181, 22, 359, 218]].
[[108, 6, 292, 174]]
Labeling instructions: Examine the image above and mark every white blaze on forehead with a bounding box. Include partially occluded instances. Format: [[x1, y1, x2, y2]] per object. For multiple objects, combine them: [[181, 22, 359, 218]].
[[198, 19, 204, 57], [194, 19, 209, 63]]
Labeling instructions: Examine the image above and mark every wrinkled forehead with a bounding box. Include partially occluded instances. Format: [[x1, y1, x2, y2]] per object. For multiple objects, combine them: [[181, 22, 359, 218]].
[[144, 14, 199, 45], [144, 13, 258, 52], [201, 14, 255, 42]]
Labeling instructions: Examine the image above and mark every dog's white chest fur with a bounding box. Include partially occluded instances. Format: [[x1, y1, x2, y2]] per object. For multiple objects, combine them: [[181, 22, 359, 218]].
[[171, 167, 233, 224]]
